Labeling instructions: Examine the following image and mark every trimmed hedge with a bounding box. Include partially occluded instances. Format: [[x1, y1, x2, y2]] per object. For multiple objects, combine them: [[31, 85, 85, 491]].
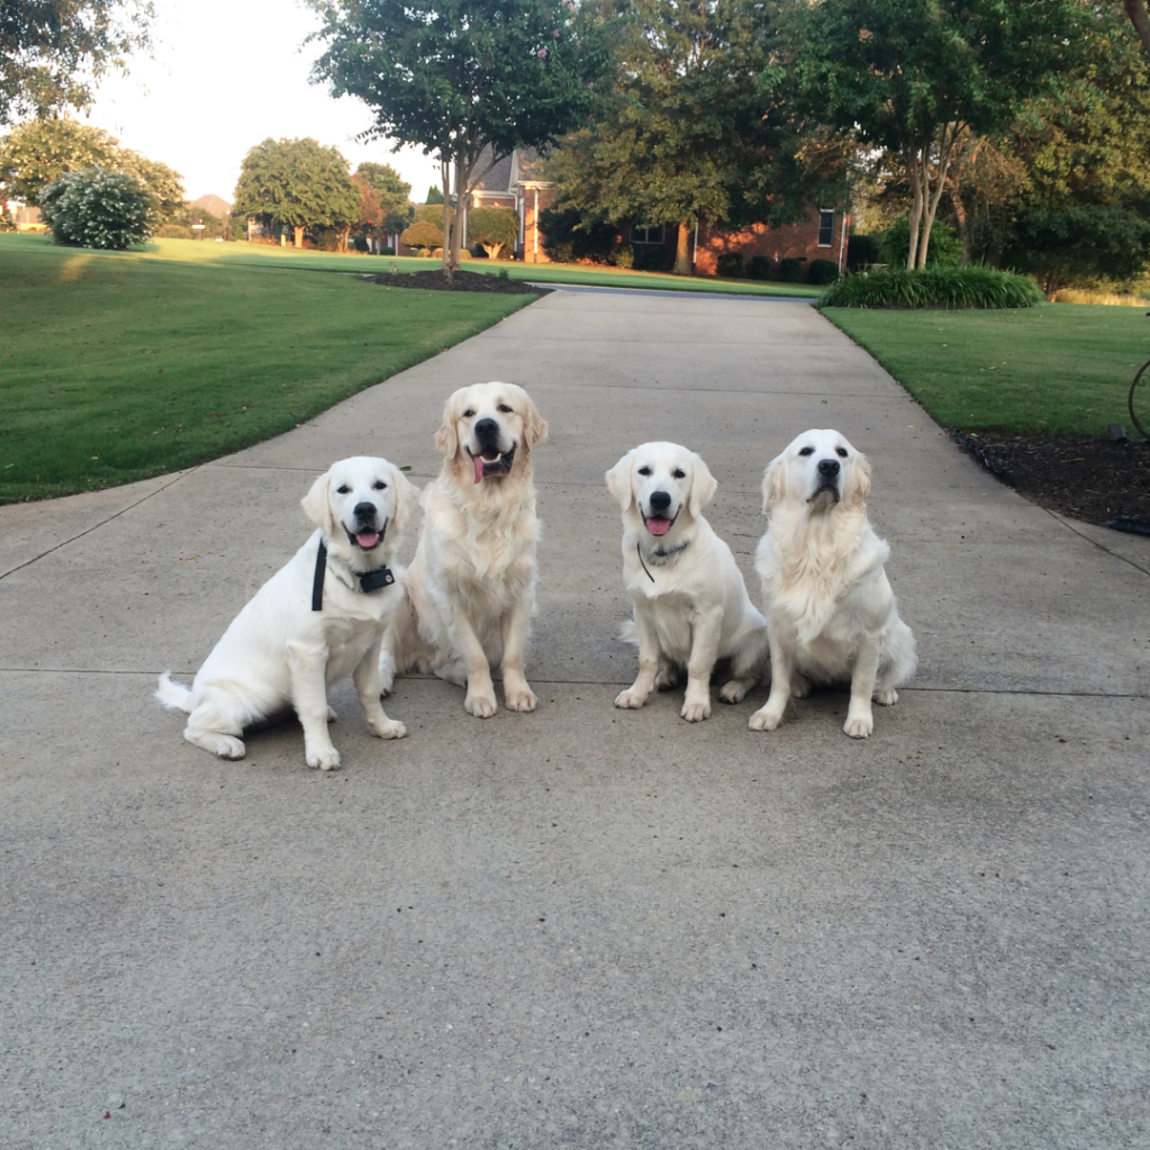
[[818, 266, 1044, 310]]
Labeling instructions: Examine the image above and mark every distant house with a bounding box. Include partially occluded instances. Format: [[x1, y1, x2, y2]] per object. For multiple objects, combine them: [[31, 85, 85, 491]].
[[12, 204, 46, 232], [464, 146, 848, 279], [190, 194, 232, 220]]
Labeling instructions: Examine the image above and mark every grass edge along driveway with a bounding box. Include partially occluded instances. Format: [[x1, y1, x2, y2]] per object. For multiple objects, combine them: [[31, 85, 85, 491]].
[[822, 303, 1150, 438], [0, 235, 535, 503]]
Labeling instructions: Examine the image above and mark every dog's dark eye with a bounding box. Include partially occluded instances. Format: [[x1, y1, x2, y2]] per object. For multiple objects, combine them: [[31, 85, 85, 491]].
[[673, 468, 686, 479], [336, 484, 350, 494], [637, 466, 652, 476], [798, 446, 814, 457], [462, 409, 475, 418], [836, 447, 848, 458], [498, 403, 513, 413], [373, 480, 387, 490]]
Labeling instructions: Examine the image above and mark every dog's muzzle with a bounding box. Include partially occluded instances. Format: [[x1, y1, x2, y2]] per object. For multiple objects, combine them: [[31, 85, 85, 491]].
[[810, 459, 842, 504], [643, 490, 676, 536], [345, 502, 384, 549], [469, 438, 516, 484]]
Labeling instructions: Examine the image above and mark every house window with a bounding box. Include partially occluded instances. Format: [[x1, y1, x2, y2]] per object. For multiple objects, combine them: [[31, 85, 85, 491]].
[[631, 224, 665, 244], [817, 210, 834, 247]]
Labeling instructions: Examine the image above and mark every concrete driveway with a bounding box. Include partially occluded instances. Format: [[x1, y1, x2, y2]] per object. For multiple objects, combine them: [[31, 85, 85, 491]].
[[3, 287, 1148, 1149]]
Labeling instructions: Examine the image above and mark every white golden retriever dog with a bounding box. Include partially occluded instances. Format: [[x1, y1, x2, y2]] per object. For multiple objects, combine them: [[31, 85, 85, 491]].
[[749, 429, 916, 739], [607, 442, 770, 722], [156, 456, 420, 769], [381, 381, 548, 718]]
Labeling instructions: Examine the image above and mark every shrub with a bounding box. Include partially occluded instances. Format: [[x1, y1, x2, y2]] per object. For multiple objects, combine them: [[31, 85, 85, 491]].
[[748, 255, 774, 281], [716, 252, 745, 278], [846, 232, 881, 271], [817, 266, 1044, 309], [468, 205, 518, 259], [155, 224, 194, 239], [401, 218, 444, 251], [549, 240, 574, 263], [878, 216, 963, 268], [632, 244, 670, 272], [778, 257, 803, 283], [38, 166, 151, 249], [539, 205, 617, 263], [379, 246, 395, 256], [809, 258, 840, 285], [610, 243, 634, 269]]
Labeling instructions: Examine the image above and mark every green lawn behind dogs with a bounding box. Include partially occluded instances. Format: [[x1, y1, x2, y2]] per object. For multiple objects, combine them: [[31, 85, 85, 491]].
[[0, 234, 534, 503], [823, 304, 1150, 437]]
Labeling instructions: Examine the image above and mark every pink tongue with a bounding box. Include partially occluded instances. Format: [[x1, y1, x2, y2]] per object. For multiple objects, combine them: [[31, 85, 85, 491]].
[[646, 517, 671, 536], [473, 455, 485, 484], [356, 532, 380, 549]]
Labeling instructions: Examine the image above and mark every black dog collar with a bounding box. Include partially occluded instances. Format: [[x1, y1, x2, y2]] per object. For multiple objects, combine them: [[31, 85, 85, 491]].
[[636, 538, 690, 583], [312, 541, 394, 611]]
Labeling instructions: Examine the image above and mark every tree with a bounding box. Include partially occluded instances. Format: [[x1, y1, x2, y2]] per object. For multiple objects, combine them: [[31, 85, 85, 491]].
[[788, 0, 1083, 269], [425, 185, 444, 205], [307, 0, 611, 275], [232, 137, 360, 249], [0, 116, 183, 229], [38, 164, 150, 248], [355, 161, 413, 236], [1, 0, 154, 124], [546, 0, 829, 275], [468, 205, 517, 258], [400, 217, 443, 254]]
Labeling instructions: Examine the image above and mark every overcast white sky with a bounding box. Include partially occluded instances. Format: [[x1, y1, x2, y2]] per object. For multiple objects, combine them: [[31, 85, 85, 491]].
[[84, 0, 441, 204]]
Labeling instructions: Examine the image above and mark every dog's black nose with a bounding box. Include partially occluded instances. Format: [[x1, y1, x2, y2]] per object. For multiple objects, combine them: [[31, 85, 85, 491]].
[[817, 458, 840, 477], [649, 490, 672, 512], [353, 501, 377, 521], [475, 417, 499, 443]]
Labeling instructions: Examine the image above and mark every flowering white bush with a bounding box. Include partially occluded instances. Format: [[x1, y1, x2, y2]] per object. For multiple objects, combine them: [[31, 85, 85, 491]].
[[38, 166, 152, 250]]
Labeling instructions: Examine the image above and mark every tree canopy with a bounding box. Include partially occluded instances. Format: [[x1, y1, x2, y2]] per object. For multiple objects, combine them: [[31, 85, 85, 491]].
[[1, 0, 154, 124], [354, 161, 413, 234], [232, 137, 360, 248], [788, 0, 1083, 268], [307, 0, 611, 272], [468, 205, 517, 259]]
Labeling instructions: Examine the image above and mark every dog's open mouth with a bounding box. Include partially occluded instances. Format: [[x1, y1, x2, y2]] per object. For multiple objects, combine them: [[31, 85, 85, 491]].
[[809, 483, 841, 506], [471, 446, 515, 484], [345, 524, 384, 550], [644, 514, 675, 537]]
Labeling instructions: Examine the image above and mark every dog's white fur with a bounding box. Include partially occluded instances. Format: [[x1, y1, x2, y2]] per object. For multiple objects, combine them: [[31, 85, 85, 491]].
[[607, 442, 769, 722], [156, 456, 419, 769], [749, 429, 916, 739], [381, 382, 548, 717]]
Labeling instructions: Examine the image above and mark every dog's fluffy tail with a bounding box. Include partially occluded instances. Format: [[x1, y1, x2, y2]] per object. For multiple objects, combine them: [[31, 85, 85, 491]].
[[155, 672, 192, 713], [618, 618, 638, 646]]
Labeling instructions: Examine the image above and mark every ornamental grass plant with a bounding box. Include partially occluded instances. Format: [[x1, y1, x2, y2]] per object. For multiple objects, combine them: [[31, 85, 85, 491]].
[[818, 266, 1043, 310]]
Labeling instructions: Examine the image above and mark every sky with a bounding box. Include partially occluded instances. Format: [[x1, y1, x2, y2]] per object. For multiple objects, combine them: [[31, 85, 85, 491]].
[[83, 0, 442, 205]]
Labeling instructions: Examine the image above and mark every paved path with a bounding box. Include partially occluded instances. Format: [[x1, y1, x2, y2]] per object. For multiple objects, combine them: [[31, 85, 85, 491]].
[[2, 290, 1148, 1149]]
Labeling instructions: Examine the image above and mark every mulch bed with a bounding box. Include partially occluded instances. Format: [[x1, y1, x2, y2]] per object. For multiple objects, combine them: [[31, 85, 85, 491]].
[[365, 268, 552, 295], [951, 429, 1150, 534]]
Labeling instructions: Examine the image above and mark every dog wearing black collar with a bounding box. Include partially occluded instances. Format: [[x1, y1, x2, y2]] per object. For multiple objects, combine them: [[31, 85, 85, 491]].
[[156, 456, 419, 769], [607, 441, 769, 722]]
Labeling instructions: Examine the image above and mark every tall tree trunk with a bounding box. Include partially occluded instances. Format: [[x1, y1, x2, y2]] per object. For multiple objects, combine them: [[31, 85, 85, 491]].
[[951, 187, 972, 266], [916, 123, 957, 269], [439, 157, 453, 280], [1124, 0, 1150, 60], [293, 225, 304, 249], [673, 222, 692, 275], [906, 150, 925, 270]]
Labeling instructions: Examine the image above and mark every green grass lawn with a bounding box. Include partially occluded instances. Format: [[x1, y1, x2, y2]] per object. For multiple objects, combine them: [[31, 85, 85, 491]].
[[822, 303, 1150, 437], [0, 233, 537, 503]]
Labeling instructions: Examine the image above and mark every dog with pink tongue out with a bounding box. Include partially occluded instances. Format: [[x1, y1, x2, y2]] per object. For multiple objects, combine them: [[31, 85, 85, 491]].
[[381, 382, 549, 718], [607, 442, 770, 722]]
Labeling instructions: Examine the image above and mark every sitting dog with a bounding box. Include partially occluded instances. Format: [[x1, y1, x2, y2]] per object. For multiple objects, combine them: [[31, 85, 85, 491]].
[[748, 429, 916, 739], [156, 456, 419, 769], [606, 441, 769, 722], [381, 382, 548, 717]]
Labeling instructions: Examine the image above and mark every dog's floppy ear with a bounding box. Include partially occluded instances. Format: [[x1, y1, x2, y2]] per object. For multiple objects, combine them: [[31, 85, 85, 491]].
[[302, 468, 337, 534], [761, 454, 786, 514], [686, 452, 718, 518], [389, 465, 421, 532], [434, 395, 460, 460], [522, 392, 549, 448], [605, 450, 635, 511], [848, 450, 872, 509]]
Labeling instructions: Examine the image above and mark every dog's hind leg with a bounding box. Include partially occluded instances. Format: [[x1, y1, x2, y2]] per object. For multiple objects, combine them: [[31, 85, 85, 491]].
[[183, 688, 249, 760], [874, 618, 917, 706], [719, 626, 770, 704]]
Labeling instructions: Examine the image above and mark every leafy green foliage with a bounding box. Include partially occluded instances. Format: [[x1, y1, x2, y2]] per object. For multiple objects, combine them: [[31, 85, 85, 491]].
[[401, 218, 444, 251], [878, 216, 962, 269], [308, 0, 610, 270], [232, 138, 359, 238], [808, 259, 840, 286], [354, 161, 413, 235], [467, 206, 517, 258], [0, 0, 154, 124], [818, 266, 1043, 310], [38, 165, 150, 248]]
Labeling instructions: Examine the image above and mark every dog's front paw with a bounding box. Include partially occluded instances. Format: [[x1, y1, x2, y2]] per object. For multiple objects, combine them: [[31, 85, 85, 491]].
[[306, 744, 342, 771], [843, 710, 874, 739], [615, 686, 650, 710], [748, 704, 784, 731], [369, 717, 407, 740], [215, 735, 246, 759], [873, 687, 898, 706], [680, 696, 711, 722], [718, 679, 750, 704], [504, 686, 537, 712], [465, 690, 498, 718]]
